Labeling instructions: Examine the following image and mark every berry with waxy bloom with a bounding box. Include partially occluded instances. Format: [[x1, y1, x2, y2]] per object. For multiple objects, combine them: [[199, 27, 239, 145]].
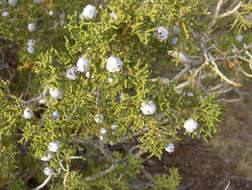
[[49, 87, 63, 99], [82, 4, 98, 20], [2, 11, 9, 17], [106, 56, 123, 73], [27, 46, 35, 54], [85, 71, 90, 78], [52, 111, 60, 120], [173, 26, 180, 35], [99, 135, 104, 141], [79, 13, 84, 20], [33, 0, 41, 3], [100, 128, 107, 135], [236, 34, 243, 43], [109, 140, 115, 146], [165, 143, 175, 153], [48, 140, 61, 152], [110, 12, 117, 19], [154, 26, 169, 42], [8, 0, 17, 6], [140, 100, 157, 115], [28, 39, 35, 47], [94, 114, 104, 123], [65, 66, 78, 80], [171, 37, 178, 45], [108, 78, 113, 83], [40, 152, 52, 162], [183, 119, 198, 133], [44, 167, 55, 176], [28, 23, 36, 32], [23, 107, 33, 119], [39, 97, 46, 104], [49, 10, 54, 16], [77, 57, 90, 72], [111, 124, 118, 130]]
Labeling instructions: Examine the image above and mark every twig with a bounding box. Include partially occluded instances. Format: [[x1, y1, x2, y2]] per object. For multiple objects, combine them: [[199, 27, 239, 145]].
[[205, 51, 242, 87], [63, 164, 70, 189], [167, 51, 196, 64], [22, 88, 48, 105], [171, 64, 191, 82], [23, 72, 32, 100], [72, 138, 116, 164], [70, 156, 86, 160], [209, 60, 241, 87], [141, 168, 153, 181], [209, 86, 233, 95], [218, 98, 241, 103], [224, 180, 230, 190], [129, 145, 140, 154], [207, 83, 228, 92], [219, 2, 241, 18], [238, 65, 252, 78], [34, 174, 52, 190], [84, 164, 116, 181], [207, 0, 224, 32], [56, 152, 68, 172], [96, 85, 101, 108], [191, 63, 207, 87]]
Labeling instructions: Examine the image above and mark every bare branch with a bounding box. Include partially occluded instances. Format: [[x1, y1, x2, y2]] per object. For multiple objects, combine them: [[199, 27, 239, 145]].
[[70, 156, 86, 160], [238, 65, 252, 78], [84, 164, 116, 181], [167, 51, 197, 64], [218, 98, 241, 103], [208, 0, 224, 31], [224, 180, 230, 190], [72, 138, 116, 164], [209, 60, 242, 87], [171, 64, 191, 82], [56, 152, 68, 172], [63, 164, 70, 189], [34, 174, 52, 190], [219, 2, 241, 18]]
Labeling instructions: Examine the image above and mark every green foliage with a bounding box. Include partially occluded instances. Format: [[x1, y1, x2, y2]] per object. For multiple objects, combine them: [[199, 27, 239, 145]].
[[152, 168, 181, 190], [230, 0, 252, 32], [2, 0, 249, 189]]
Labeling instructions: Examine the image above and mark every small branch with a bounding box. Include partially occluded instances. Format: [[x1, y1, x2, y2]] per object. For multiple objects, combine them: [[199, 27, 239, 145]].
[[218, 98, 241, 103], [224, 180, 230, 190], [115, 171, 127, 184], [171, 64, 191, 82], [191, 63, 207, 87], [141, 168, 153, 181], [84, 164, 116, 181], [167, 51, 197, 64], [238, 65, 252, 78], [34, 174, 52, 190], [132, 150, 145, 159], [209, 86, 233, 95], [209, 60, 241, 87], [205, 51, 242, 87], [208, 0, 224, 31], [56, 152, 68, 172], [63, 164, 70, 189], [129, 145, 140, 154], [96, 85, 101, 108], [207, 83, 228, 92], [23, 72, 32, 100], [22, 89, 48, 106], [72, 138, 116, 164], [70, 156, 86, 160], [219, 2, 241, 18]]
